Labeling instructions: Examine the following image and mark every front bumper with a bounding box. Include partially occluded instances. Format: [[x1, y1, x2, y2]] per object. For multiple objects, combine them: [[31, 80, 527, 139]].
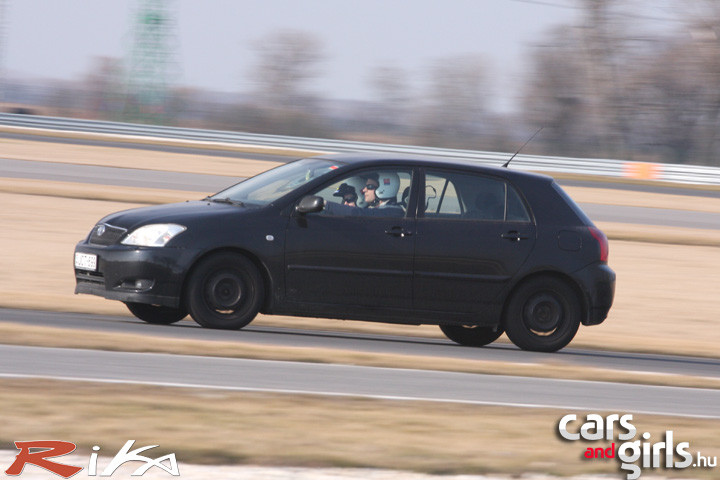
[[74, 242, 197, 308], [574, 262, 616, 326]]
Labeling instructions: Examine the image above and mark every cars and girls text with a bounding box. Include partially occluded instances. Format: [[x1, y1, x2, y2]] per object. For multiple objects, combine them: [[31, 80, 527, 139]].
[[558, 413, 717, 479]]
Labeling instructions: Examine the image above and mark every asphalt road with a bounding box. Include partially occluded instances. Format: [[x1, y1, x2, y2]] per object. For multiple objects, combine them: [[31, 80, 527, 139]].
[[3, 157, 720, 230], [3, 308, 720, 380], [0, 157, 238, 192], [2, 343, 719, 418], [0, 131, 288, 161]]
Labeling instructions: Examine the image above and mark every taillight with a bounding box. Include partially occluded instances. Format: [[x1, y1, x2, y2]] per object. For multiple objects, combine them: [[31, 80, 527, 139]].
[[588, 226, 609, 262]]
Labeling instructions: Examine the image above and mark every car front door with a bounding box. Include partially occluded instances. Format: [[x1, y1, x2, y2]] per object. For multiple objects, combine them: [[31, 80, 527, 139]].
[[284, 168, 416, 309], [413, 169, 536, 313]]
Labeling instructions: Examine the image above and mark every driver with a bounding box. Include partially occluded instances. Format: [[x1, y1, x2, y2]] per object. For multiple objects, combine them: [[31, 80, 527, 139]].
[[362, 172, 403, 212]]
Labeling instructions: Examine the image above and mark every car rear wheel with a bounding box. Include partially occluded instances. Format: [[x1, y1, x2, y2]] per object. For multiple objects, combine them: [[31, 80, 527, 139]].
[[439, 324, 504, 347], [185, 253, 263, 330], [504, 277, 581, 352], [124, 302, 187, 325]]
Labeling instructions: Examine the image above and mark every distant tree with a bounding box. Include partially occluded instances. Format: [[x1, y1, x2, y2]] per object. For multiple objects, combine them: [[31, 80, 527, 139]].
[[618, 40, 704, 164], [243, 29, 331, 137], [367, 65, 412, 135], [575, 0, 638, 157], [614, 1, 720, 165], [523, 26, 590, 156], [523, 1, 664, 159], [250, 29, 324, 111], [681, 1, 720, 164], [83, 57, 125, 120], [415, 54, 491, 148], [47, 81, 85, 117]]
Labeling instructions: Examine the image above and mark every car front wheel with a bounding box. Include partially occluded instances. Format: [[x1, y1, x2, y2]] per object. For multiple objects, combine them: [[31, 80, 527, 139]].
[[185, 253, 264, 330], [124, 302, 187, 325], [439, 324, 504, 347], [503, 277, 581, 352]]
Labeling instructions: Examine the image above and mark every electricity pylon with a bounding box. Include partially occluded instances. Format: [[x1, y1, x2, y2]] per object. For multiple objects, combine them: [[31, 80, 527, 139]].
[[123, 0, 178, 124]]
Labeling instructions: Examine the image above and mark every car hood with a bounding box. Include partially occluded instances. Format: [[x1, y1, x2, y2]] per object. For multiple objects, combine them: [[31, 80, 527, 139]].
[[98, 200, 255, 231]]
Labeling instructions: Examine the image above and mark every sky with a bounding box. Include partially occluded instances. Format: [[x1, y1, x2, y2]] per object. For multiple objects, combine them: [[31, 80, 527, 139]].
[[1, 0, 681, 109]]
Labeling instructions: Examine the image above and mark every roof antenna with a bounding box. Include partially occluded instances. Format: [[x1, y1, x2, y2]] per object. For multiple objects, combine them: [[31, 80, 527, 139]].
[[502, 126, 543, 168]]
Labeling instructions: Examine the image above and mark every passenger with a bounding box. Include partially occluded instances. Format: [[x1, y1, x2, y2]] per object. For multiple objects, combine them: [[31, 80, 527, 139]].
[[333, 182, 358, 206], [339, 176, 368, 208]]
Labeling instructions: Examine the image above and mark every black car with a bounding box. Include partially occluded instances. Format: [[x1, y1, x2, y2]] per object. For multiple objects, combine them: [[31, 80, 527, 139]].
[[74, 153, 615, 352]]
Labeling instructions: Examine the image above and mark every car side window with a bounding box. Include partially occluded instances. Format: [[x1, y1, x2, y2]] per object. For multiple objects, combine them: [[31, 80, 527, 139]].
[[311, 169, 413, 217], [424, 174, 461, 217], [506, 185, 531, 222], [423, 170, 531, 222]]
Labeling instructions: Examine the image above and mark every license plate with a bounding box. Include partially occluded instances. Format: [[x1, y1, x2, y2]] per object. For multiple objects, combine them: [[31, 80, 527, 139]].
[[74, 252, 97, 271]]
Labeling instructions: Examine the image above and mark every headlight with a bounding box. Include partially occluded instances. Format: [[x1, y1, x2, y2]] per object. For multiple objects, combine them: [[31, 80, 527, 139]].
[[121, 224, 187, 247]]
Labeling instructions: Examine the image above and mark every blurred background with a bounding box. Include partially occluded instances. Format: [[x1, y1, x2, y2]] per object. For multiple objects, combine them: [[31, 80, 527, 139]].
[[0, 0, 718, 166], [2, 3, 720, 476]]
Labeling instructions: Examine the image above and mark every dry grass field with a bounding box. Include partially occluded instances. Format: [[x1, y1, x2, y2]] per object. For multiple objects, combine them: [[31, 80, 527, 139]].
[[2, 379, 720, 478]]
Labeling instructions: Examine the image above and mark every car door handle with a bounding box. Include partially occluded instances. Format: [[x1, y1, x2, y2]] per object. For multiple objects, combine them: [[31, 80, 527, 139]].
[[501, 231, 528, 242], [385, 226, 413, 237]]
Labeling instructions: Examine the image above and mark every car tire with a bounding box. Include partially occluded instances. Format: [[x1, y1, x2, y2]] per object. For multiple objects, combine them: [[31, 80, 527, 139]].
[[439, 324, 504, 347], [185, 253, 263, 330], [124, 302, 187, 325], [503, 277, 581, 352]]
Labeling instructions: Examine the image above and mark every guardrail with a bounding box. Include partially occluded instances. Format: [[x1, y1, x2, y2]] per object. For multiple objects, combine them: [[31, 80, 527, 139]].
[[1, 113, 719, 186]]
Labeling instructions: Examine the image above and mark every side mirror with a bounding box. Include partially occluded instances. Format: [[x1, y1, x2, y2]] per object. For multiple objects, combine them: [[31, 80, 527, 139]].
[[295, 195, 325, 214]]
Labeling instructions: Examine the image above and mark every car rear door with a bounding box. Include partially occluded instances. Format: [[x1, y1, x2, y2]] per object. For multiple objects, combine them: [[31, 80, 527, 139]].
[[413, 169, 536, 313]]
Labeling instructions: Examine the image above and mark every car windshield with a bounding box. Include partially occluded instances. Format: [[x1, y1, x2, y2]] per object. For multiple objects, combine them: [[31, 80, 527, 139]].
[[209, 158, 341, 206]]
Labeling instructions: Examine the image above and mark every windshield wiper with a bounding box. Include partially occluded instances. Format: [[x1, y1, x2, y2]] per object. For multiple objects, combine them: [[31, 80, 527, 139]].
[[205, 197, 246, 207]]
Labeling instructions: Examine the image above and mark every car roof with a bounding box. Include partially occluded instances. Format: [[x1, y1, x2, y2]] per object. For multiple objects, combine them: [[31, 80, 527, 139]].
[[316, 152, 555, 184]]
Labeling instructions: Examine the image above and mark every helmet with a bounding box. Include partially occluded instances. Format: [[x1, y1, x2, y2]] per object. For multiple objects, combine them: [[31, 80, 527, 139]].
[[374, 171, 400, 200], [342, 176, 368, 208]]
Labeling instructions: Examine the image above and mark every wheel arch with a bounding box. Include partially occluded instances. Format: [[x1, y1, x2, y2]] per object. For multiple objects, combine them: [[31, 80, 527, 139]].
[[501, 270, 588, 328], [179, 247, 275, 313]]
